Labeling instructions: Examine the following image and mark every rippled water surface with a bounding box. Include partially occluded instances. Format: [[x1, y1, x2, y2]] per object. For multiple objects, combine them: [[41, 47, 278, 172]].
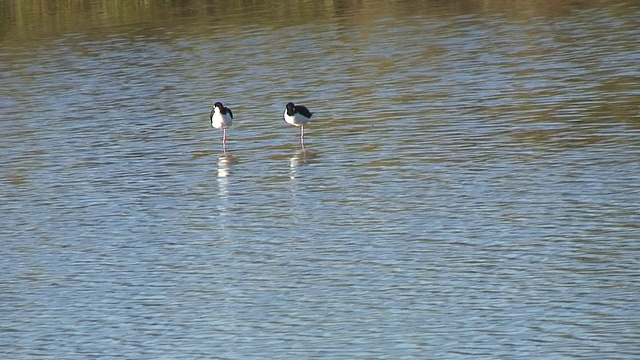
[[1, 0, 639, 358]]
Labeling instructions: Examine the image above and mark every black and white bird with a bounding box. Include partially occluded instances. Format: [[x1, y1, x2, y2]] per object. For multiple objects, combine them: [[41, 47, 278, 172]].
[[283, 102, 313, 141], [210, 102, 234, 145]]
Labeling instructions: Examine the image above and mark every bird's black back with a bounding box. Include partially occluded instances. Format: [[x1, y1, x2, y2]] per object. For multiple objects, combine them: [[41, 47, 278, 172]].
[[294, 105, 313, 118]]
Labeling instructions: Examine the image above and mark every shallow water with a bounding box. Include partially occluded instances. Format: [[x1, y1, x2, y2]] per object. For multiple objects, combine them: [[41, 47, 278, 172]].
[[1, 0, 639, 358]]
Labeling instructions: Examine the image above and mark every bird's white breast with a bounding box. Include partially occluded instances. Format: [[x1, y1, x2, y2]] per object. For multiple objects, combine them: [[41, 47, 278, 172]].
[[283, 110, 309, 126], [212, 109, 232, 129]]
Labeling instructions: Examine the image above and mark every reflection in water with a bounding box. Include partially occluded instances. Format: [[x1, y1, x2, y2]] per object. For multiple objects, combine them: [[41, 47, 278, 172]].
[[3, 0, 625, 43], [216, 151, 237, 227], [287, 144, 318, 228], [289, 144, 316, 179], [217, 151, 236, 179]]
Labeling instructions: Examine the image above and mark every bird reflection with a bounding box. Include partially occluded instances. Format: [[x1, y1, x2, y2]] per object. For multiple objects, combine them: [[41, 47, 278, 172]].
[[217, 151, 237, 198], [289, 143, 316, 179], [218, 152, 236, 178], [212, 150, 237, 238], [217, 151, 237, 179], [216, 151, 237, 228]]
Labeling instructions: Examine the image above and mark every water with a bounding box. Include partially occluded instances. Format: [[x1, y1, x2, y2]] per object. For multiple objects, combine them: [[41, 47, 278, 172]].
[[1, 0, 639, 358]]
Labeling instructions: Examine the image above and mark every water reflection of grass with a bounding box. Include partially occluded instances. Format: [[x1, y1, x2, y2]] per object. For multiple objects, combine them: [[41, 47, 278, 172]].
[[3, 0, 633, 43], [2, 0, 193, 40]]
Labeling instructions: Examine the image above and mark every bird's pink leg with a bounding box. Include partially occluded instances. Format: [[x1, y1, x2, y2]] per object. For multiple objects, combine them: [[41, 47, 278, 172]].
[[300, 126, 304, 140], [223, 129, 227, 144]]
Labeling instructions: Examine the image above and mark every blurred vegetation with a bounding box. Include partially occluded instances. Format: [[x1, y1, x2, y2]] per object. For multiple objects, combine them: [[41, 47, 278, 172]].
[[0, 0, 634, 43]]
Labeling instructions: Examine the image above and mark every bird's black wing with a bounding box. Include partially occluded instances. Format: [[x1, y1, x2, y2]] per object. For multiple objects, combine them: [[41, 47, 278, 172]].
[[295, 105, 313, 118], [227, 108, 234, 119]]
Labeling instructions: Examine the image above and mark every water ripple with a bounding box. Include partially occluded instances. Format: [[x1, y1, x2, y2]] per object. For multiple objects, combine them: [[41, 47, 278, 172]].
[[2, 1, 639, 358]]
